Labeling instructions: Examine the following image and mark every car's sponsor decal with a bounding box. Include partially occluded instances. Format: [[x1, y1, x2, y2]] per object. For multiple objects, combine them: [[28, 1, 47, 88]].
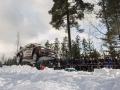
[[26, 50, 32, 53]]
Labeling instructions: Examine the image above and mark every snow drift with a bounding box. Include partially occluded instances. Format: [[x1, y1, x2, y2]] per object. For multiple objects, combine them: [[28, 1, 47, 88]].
[[0, 65, 120, 90]]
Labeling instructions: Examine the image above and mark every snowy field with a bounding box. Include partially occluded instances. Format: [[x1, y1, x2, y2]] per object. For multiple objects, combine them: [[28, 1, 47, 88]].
[[0, 65, 120, 90]]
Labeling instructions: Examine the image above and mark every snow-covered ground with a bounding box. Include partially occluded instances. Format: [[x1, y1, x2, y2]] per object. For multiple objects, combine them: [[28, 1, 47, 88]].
[[0, 65, 120, 90]]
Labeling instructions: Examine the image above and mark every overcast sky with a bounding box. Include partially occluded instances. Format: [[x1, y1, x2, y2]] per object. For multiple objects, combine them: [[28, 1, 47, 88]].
[[0, 0, 103, 59]]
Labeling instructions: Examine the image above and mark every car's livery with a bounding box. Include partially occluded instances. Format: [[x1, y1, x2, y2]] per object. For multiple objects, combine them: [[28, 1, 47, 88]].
[[16, 43, 58, 66]]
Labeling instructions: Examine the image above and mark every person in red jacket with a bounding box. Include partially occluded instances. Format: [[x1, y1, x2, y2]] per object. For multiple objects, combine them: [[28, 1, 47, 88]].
[[41, 65, 45, 70], [41, 62, 45, 70]]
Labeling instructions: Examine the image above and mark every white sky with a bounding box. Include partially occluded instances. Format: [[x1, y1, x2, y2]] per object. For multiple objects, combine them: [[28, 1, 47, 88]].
[[0, 0, 104, 59], [0, 65, 120, 90]]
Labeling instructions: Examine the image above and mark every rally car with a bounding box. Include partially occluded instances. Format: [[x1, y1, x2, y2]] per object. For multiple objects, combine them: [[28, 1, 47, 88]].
[[16, 43, 58, 67]]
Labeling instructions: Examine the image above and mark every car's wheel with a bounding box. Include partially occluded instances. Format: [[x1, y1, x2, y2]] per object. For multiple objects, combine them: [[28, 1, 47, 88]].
[[32, 53, 39, 69], [32, 53, 38, 61], [16, 56, 20, 65]]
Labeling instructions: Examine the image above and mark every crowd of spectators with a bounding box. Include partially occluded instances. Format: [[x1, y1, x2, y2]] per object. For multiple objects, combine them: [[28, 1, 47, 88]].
[[5, 56, 120, 71], [47, 57, 120, 72]]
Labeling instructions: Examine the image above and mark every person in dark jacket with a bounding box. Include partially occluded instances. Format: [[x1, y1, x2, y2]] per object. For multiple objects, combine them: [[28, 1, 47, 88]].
[[70, 57, 73, 68], [62, 58, 66, 69], [38, 60, 42, 70], [92, 58, 98, 71], [79, 58, 82, 71], [72, 58, 76, 68], [60, 58, 63, 69], [66, 57, 70, 68], [75, 59, 79, 70], [99, 58, 105, 68], [87, 57, 93, 72], [84, 58, 88, 71], [81, 58, 86, 71], [112, 58, 116, 69], [115, 57, 120, 69]]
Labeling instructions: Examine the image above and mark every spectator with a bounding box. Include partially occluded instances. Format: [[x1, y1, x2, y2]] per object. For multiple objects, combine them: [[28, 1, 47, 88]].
[[99, 58, 105, 68], [58, 60, 61, 68], [115, 58, 120, 69], [66, 57, 70, 68], [60, 58, 63, 68], [81, 58, 85, 71], [106, 57, 112, 68], [70, 57, 74, 68], [62, 58, 66, 69], [92, 58, 97, 71], [84, 58, 88, 71], [41, 62, 45, 70], [112, 58, 116, 69], [75, 59, 79, 70], [37, 60, 42, 70], [79, 58, 82, 71], [87, 57, 93, 72]]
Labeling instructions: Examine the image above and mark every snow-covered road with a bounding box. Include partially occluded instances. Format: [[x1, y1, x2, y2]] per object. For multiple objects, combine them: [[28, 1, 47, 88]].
[[0, 65, 120, 90]]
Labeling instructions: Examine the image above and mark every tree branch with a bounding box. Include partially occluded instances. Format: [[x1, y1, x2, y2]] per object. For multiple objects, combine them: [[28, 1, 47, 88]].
[[87, 20, 106, 35]]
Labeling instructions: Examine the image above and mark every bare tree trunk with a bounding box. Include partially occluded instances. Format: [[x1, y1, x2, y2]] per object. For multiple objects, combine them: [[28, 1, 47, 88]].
[[16, 32, 20, 53], [1, 54, 5, 64], [66, 0, 72, 59]]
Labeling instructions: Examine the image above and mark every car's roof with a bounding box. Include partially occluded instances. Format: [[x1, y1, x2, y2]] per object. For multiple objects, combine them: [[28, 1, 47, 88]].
[[23, 43, 56, 51]]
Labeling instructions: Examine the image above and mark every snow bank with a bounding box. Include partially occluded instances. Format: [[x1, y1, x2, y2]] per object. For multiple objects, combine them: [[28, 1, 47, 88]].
[[0, 65, 120, 90], [94, 68, 120, 77]]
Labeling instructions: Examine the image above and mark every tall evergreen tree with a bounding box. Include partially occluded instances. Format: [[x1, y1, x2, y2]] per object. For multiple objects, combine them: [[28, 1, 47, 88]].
[[97, 0, 120, 57], [75, 35, 81, 58], [49, 43, 54, 50], [87, 36, 94, 56], [71, 35, 81, 59], [53, 38, 60, 54], [11, 56, 17, 65], [71, 40, 77, 58], [61, 36, 68, 58], [82, 38, 88, 57], [49, 0, 94, 59], [45, 40, 50, 48], [90, 48, 100, 59]]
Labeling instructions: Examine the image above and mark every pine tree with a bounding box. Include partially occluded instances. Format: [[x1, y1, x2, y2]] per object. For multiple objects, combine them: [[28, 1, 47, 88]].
[[75, 35, 81, 58], [11, 56, 17, 65], [71, 35, 81, 59], [97, 0, 120, 57], [49, 43, 54, 50], [61, 36, 68, 58], [90, 49, 100, 59], [49, 0, 94, 59], [53, 38, 60, 54], [87, 36, 94, 56], [45, 40, 50, 48], [71, 40, 77, 58], [82, 38, 88, 57]]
